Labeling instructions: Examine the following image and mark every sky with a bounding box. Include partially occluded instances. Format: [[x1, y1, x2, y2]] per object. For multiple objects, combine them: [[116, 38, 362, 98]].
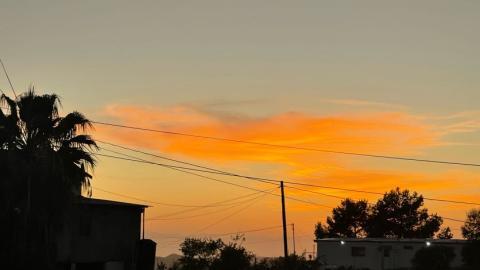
[[1, 0, 480, 257]]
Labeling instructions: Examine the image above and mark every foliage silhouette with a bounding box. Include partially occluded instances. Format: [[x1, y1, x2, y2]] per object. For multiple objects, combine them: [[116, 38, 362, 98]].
[[169, 238, 317, 270], [366, 188, 442, 238], [326, 198, 369, 238], [314, 222, 332, 239], [179, 238, 224, 270], [437, 227, 453, 239], [0, 90, 97, 269], [461, 208, 480, 240], [315, 188, 443, 239]]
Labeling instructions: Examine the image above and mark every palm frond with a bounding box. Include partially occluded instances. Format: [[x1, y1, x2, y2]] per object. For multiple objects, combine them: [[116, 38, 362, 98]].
[[54, 112, 93, 139], [63, 134, 98, 150]]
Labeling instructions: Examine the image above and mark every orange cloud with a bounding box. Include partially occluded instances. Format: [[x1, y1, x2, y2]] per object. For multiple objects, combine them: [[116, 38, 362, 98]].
[[97, 104, 438, 161], [94, 104, 479, 205], [92, 104, 480, 246]]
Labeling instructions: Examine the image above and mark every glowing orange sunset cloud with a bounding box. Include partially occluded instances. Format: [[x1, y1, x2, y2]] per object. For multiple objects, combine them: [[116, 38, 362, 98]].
[[92, 104, 480, 195], [96, 104, 439, 160]]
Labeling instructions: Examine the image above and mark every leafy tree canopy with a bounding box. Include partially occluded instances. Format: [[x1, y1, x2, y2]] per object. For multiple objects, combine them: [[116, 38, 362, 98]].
[[315, 188, 443, 239], [326, 198, 369, 238], [366, 188, 442, 238], [462, 209, 480, 240], [437, 227, 453, 239]]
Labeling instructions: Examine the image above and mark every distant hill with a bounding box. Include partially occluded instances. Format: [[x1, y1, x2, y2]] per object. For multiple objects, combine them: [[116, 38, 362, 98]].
[[156, 254, 181, 268]]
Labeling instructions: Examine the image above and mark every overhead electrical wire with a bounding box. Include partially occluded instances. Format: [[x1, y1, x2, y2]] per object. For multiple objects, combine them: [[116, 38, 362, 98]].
[[97, 140, 242, 177], [98, 149, 276, 186], [96, 150, 471, 226], [96, 143, 476, 225], [284, 185, 348, 200], [147, 188, 278, 220], [97, 142, 480, 207], [96, 152, 473, 225], [0, 58, 16, 98], [98, 142, 278, 185], [196, 193, 270, 233], [213, 225, 286, 237], [282, 181, 480, 207], [92, 121, 480, 168], [96, 151, 332, 208], [93, 185, 274, 208], [146, 224, 288, 244], [147, 193, 268, 222]]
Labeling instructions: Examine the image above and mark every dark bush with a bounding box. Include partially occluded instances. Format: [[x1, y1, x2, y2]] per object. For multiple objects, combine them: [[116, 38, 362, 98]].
[[411, 245, 455, 270]]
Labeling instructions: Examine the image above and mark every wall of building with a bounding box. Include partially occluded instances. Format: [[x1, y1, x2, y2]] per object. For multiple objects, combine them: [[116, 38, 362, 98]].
[[316, 239, 465, 270], [56, 203, 143, 270]]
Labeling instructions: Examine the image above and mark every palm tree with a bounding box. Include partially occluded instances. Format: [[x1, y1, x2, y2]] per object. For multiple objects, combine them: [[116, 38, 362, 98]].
[[0, 89, 97, 269]]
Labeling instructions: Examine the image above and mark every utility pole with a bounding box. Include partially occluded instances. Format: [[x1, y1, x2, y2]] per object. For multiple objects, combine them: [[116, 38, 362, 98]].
[[292, 223, 296, 255], [280, 181, 289, 269]]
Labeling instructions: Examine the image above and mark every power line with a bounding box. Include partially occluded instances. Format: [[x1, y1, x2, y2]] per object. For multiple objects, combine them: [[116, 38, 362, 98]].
[[96, 154, 471, 226], [147, 194, 267, 222], [91, 121, 480, 168], [98, 141, 278, 184], [93, 185, 271, 208], [97, 142, 480, 207], [147, 188, 278, 220], [96, 144, 479, 227], [97, 140, 236, 176], [98, 149, 276, 186], [442, 217, 473, 225], [196, 193, 269, 233], [282, 181, 480, 207], [214, 225, 286, 237], [96, 152, 332, 208], [146, 225, 288, 243], [0, 58, 17, 98], [285, 185, 473, 225], [96, 153, 280, 193], [285, 185, 347, 200]]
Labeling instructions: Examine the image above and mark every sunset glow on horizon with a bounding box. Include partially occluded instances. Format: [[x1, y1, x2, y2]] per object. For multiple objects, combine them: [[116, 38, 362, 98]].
[[90, 102, 480, 256], [2, 0, 480, 257]]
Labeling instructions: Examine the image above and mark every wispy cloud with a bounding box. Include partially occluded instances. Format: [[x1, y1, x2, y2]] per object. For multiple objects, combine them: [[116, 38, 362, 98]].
[[93, 104, 461, 191], [320, 99, 408, 110]]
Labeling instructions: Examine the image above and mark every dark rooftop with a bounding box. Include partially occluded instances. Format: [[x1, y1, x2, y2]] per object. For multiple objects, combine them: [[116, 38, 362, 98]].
[[78, 197, 148, 209]]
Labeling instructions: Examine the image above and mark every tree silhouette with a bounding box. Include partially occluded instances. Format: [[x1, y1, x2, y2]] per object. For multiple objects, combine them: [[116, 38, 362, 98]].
[[0, 90, 97, 269], [326, 198, 369, 238], [211, 243, 253, 270], [179, 238, 224, 270], [365, 188, 442, 238], [314, 222, 331, 239], [462, 209, 480, 240], [437, 227, 453, 239]]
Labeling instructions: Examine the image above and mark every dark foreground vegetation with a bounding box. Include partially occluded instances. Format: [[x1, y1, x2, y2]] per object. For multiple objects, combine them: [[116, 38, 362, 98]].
[[0, 90, 97, 269], [158, 238, 480, 270], [157, 237, 318, 270]]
